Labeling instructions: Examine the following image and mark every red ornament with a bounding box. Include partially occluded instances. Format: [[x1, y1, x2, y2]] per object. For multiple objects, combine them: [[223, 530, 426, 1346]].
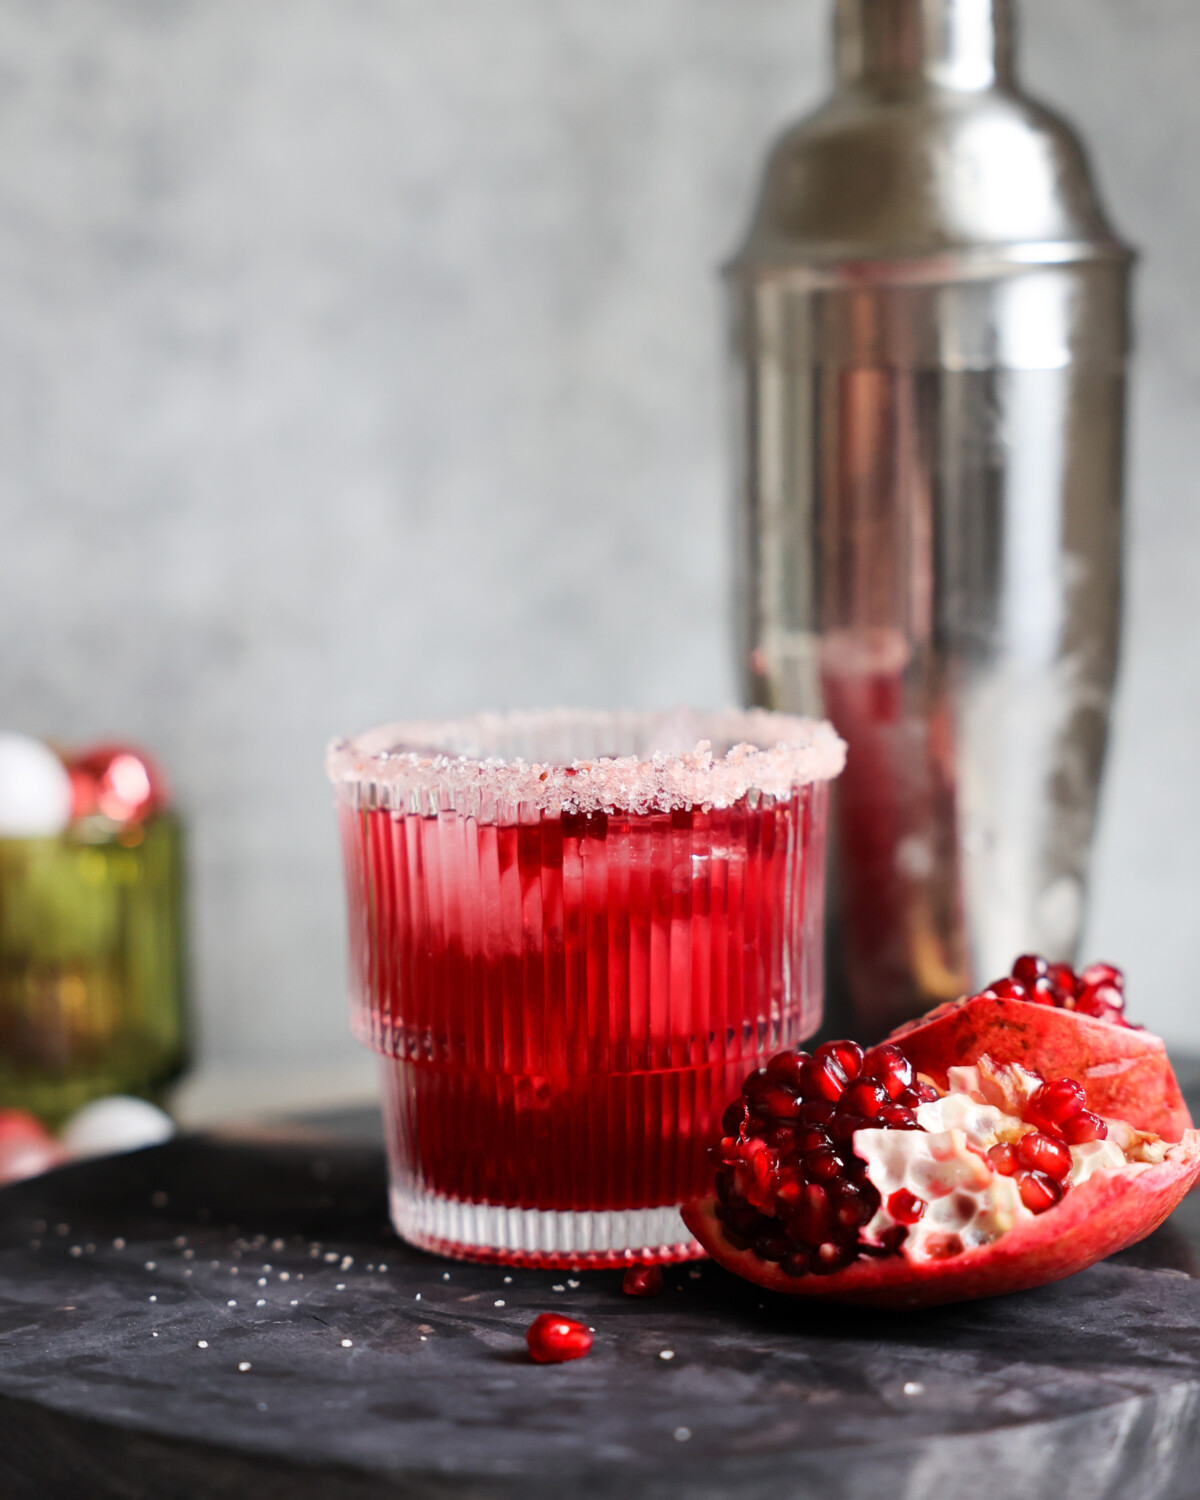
[[68, 744, 169, 824]]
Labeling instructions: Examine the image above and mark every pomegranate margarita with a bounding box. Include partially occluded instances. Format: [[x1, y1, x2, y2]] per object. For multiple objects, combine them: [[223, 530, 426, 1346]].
[[328, 709, 844, 1266]]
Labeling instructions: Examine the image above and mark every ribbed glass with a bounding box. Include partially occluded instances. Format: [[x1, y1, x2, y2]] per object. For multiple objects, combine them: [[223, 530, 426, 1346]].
[[330, 710, 840, 1267]]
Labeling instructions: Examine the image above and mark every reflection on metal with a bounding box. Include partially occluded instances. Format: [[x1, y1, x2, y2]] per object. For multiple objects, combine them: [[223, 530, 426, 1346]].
[[731, 0, 1132, 1036]]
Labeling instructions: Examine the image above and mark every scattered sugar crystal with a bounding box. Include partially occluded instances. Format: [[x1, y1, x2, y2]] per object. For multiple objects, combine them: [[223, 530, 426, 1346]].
[[228, 1300, 237, 1308], [494, 1300, 505, 1308], [148, 1295, 157, 1303], [196, 1340, 208, 1349], [182, 1249, 194, 1260], [659, 1350, 675, 1361], [271, 1239, 284, 1251], [340, 1256, 353, 1271], [290, 1299, 299, 1306], [238, 1361, 252, 1372], [551, 1285, 565, 1293], [69, 1246, 81, 1257], [324, 1252, 339, 1263], [341, 1339, 353, 1348], [501, 1276, 511, 1285], [336, 1283, 346, 1291], [377, 1264, 387, 1273], [674, 1428, 691, 1442], [567, 1279, 580, 1288], [173, 1236, 187, 1248], [904, 1382, 924, 1396], [257, 1278, 267, 1287], [256, 1299, 266, 1307], [279, 1271, 290, 1282], [144, 1262, 156, 1271]]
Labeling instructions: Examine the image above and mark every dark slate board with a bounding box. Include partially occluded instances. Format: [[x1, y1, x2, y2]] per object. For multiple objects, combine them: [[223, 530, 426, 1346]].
[[2, 1124, 1200, 1500]]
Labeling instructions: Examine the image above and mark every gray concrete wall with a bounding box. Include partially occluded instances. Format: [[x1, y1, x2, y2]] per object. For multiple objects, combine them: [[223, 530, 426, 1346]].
[[0, 0, 1196, 1065]]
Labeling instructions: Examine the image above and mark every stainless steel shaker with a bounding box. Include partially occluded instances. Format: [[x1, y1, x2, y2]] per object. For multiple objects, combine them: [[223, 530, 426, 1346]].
[[731, 0, 1132, 1036]]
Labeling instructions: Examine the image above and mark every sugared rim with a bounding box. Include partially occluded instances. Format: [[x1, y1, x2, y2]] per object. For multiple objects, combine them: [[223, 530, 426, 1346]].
[[327, 708, 845, 817]]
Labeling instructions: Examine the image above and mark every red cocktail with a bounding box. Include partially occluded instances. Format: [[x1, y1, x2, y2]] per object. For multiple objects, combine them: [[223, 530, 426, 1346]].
[[329, 709, 843, 1267]]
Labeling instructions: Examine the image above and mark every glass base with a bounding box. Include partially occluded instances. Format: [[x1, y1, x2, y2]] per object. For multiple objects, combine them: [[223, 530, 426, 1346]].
[[389, 1183, 704, 1269]]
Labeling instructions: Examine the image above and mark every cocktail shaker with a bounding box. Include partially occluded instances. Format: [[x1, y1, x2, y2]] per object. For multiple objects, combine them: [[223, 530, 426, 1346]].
[[730, 0, 1132, 1036]]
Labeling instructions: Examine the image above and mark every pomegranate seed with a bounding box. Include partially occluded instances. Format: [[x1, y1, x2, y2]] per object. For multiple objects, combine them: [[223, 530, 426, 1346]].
[[887, 1188, 926, 1225], [861, 1044, 914, 1097], [721, 1099, 748, 1135], [762, 1086, 803, 1119], [1027, 1077, 1086, 1129], [812, 1239, 856, 1274], [623, 1265, 664, 1297], [830, 1180, 872, 1230], [1044, 961, 1074, 995], [782, 1247, 811, 1277], [909, 1081, 940, 1105], [794, 1124, 832, 1154], [799, 1054, 848, 1103], [987, 1142, 1017, 1175], [840, 1080, 890, 1118], [1075, 982, 1124, 1019], [1028, 978, 1057, 1005], [784, 1183, 833, 1244], [1015, 1131, 1072, 1182], [753, 1232, 791, 1262], [1018, 1171, 1064, 1214], [1058, 1109, 1107, 1144], [1079, 961, 1123, 993], [876, 1103, 920, 1130], [1012, 954, 1047, 986], [829, 1110, 871, 1146], [815, 1039, 865, 1081], [799, 1099, 837, 1127], [742, 1070, 771, 1106], [766, 1051, 808, 1090], [989, 977, 1030, 1001], [526, 1313, 593, 1364], [804, 1146, 845, 1182], [766, 1123, 797, 1153]]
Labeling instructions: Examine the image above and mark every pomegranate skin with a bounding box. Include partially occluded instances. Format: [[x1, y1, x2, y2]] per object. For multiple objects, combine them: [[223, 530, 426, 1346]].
[[888, 996, 1193, 1142], [682, 1130, 1200, 1309]]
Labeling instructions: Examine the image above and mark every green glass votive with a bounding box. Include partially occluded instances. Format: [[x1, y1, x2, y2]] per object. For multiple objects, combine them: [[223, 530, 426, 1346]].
[[0, 811, 189, 1125]]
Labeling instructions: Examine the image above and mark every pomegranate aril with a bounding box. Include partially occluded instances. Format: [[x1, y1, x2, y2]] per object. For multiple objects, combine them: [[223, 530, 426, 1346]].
[[721, 1100, 748, 1136], [753, 1232, 791, 1262], [794, 1125, 832, 1155], [741, 1069, 771, 1106], [1075, 982, 1124, 1019], [623, 1265, 664, 1297], [1016, 1130, 1072, 1182], [799, 1100, 837, 1127], [812, 1239, 856, 1274], [861, 1043, 914, 1097], [762, 1086, 803, 1119], [814, 1039, 864, 1081], [799, 1055, 848, 1103], [1027, 1077, 1086, 1129], [526, 1313, 593, 1364], [766, 1051, 808, 1091], [1028, 979, 1057, 1005], [1046, 962, 1077, 998], [1079, 961, 1123, 993], [829, 1111, 871, 1146], [877, 1103, 920, 1130], [784, 1183, 833, 1244], [1012, 953, 1047, 986], [782, 1247, 812, 1278], [1058, 1109, 1107, 1145], [987, 1142, 1017, 1176], [887, 1188, 926, 1225], [840, 1080, 890, 1118], [1018, 1171, 1064, 1214], [766, 1123, 798, 1153], [910, 1081, 940, 1105], [989, 977, 1030, 1001], [803, 1146, 845, 1183]]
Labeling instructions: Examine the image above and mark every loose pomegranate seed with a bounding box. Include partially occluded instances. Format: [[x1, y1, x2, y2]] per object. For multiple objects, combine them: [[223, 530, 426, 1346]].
[[814, 1039, 864, 1081], [1058, 1109, 1108, 1145], [799, 1054, 848, 1103], [1018, 1171, 1063, 1214], [988, 1142, 1017, 1175], [1027, 1077, 1086, 1130], [526, 1313, 593, 1363], [623, 1265, 664, 1297], [887, 1188, 926, 1225], [1012, 953, 1047, 986], [1015, 1131, 1072, 1182]]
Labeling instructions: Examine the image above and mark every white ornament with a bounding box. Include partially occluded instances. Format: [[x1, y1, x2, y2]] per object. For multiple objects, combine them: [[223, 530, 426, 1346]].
[[0, 733, 72, 837], [62, 1096, 175, 1159]]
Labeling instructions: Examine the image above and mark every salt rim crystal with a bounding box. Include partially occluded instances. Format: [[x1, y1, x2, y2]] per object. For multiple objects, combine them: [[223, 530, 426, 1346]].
[[327, 708, 845, 819]]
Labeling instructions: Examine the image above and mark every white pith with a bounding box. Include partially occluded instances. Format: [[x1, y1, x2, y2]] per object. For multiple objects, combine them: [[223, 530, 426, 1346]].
[[853, 1059, 1164, 1263]]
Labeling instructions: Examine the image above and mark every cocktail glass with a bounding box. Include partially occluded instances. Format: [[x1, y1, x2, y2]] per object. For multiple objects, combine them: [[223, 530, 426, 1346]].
[[328, 709, 844, 1267]]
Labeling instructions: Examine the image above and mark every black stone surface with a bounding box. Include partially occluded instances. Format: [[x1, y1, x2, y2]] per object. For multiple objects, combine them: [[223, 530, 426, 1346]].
[[2, 1113, 1200, 1499]]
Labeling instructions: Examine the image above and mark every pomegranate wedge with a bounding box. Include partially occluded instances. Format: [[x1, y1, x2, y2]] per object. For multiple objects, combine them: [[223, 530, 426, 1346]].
[[682, 957, 1200, 1308]]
